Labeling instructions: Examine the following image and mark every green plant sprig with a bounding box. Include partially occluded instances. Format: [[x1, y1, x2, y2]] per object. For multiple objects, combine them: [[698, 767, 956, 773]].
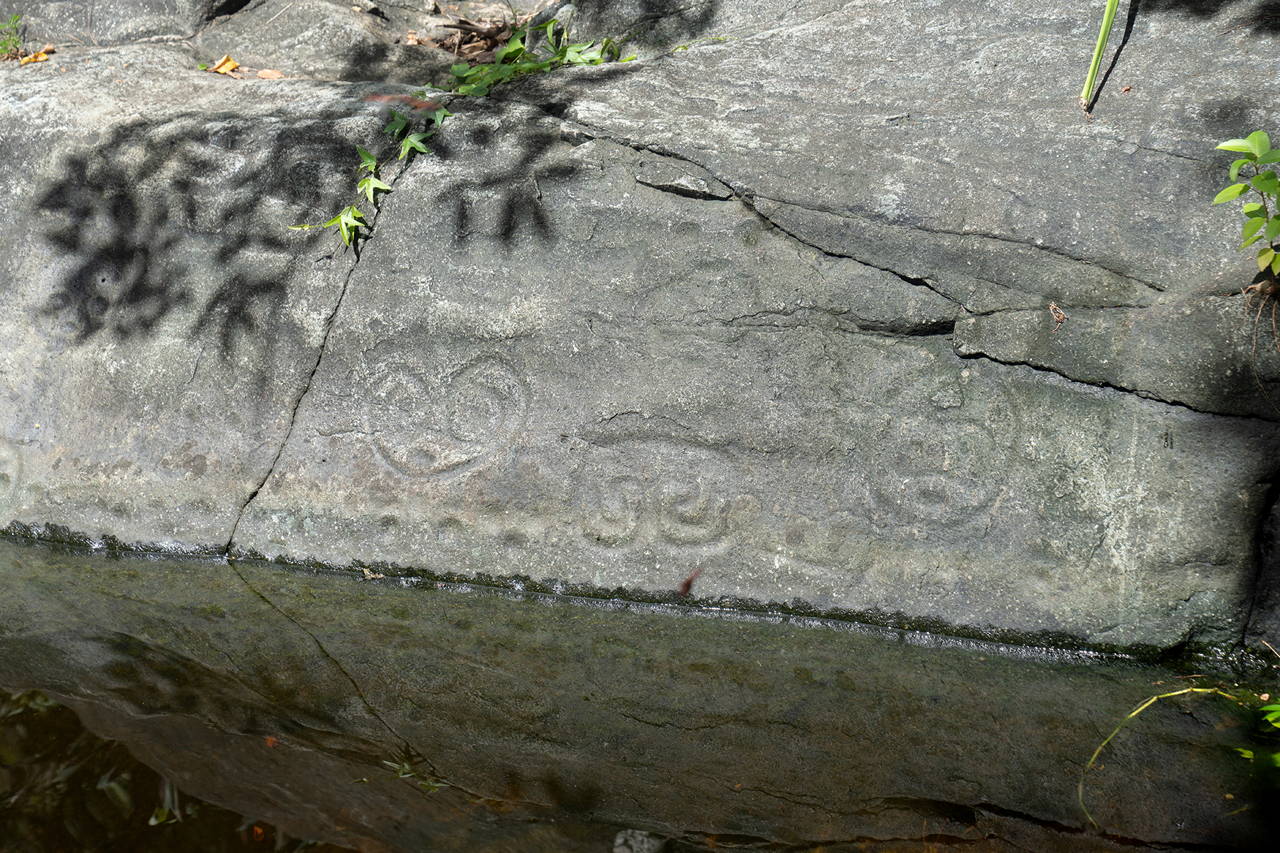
[[1, 13, 23, 61], [1214, 130, 1280, 277], [290, 106, 450, 246], [1080, 0, 1120, 110], [1077, 686, 1245, 829], [446, 18, 634, 97]]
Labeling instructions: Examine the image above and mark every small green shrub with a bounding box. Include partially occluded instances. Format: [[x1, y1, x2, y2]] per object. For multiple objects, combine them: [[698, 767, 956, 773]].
[[290, 106, 448, 247], [1214, 131, 1280, 278], [1214, 131, 1280, 346], [1080, 0, 1120, 110], [291, 18, 628, 247], [1, 14, 23, 61], [446, 17, 633, 97]]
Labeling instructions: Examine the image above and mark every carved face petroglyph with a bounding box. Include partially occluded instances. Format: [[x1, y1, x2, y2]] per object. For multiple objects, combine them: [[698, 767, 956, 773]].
[[365, 356, 529, 478]]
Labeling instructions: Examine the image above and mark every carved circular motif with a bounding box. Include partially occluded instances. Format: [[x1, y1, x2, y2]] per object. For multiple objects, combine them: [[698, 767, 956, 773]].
[[365, 356, 528, 478]]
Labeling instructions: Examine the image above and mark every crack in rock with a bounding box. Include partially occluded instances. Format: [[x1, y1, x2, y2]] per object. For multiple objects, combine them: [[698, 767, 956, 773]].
[[223, 155, 417, 554], [955, 349, 1277, 422]]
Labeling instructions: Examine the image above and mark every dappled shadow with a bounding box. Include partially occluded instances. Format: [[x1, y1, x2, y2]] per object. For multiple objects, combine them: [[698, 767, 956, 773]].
[[431, 107, 580, 246], [1140, 0, 1280, 32], [1088, 0, 1279, 110], [1186, 95, 1265, 143], [568, 0, 721, 48], [35, 111, 360, 368]]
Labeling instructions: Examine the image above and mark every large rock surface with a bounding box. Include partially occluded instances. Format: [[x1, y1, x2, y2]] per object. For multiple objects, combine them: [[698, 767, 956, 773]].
[[2, 0, 1280, 650]]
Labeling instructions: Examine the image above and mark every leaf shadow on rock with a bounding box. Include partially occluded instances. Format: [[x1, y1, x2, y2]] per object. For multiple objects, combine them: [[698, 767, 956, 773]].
[[426, 63, 636, 247], [569, 0, 720, 48], [34, 112, 361, 391], [1138, 0, 1280, 33]]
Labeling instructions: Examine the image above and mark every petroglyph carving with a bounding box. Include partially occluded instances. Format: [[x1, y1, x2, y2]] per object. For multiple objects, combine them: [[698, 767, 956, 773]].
[[582, 475, 646, 547], [657, 479, 730, 545], [866, 423, 999, 534], [581, 460, 735, 551], [366, 356, 528, 478]]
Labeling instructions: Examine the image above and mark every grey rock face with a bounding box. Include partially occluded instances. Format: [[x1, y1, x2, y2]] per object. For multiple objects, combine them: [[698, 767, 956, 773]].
[[10, 0, 244, 44], [2, 1, 1280, 651], [0, 47, 383, 550], [193, 0, 458, 86]]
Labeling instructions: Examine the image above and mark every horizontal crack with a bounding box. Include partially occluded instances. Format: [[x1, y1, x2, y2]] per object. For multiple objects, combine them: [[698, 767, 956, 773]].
[[710, 305, 955, 339]]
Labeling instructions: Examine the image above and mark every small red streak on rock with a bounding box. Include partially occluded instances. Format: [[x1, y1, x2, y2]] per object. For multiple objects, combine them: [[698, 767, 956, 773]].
[[678, 567, 703, 597], [263, 735, 280, 748], [363, 93, 441, 111]]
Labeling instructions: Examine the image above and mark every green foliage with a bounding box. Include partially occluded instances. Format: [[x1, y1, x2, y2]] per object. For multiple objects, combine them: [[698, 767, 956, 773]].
[[446, 18, 634, 97], [1080, 0, 1120, 109], [1, 13, 22, 60], [380, 748, 446, 796], [291, 18, 626, 245], [290, 107, 442, 246], [1079, 685, 1280, 830], [1214, 131, 1280, 277]]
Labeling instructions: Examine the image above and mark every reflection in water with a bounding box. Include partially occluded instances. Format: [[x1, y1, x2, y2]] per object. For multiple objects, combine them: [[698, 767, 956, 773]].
[[0, 689, 338, 851], [0, 537, 1270, 851]]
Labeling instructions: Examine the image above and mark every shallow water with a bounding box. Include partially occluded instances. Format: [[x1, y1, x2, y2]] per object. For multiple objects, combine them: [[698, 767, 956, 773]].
[[0, 536, 1271, 851]]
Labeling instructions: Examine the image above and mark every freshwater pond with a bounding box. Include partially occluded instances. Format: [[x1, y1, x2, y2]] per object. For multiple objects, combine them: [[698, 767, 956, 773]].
[[0, 537, 1270, 851]]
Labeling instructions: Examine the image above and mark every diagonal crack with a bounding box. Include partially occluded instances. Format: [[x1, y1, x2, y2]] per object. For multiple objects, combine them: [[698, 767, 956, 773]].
[[753, 193, 1165, 295], [225, 562, 488, 799], [518, 92, 1165, 302], [734, 203, 970, 313], [222, 155, 416, 555], [957, 350, 1279, 423]]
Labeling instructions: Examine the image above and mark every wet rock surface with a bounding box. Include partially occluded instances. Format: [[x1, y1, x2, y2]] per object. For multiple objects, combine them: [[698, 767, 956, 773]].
[[1, 0, 1279, 653], [0, 540, 1270, 851]]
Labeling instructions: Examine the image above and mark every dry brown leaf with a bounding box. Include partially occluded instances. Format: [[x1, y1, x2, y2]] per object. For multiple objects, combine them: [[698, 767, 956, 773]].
[[256, 68, 284, 79], [209, 54, 240, 75], [18, 52, 49, 66]]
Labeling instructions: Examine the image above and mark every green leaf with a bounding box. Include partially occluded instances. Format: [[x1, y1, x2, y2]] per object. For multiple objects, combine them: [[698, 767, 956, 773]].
[[1274, 253, 1280, 276], [1237, 748, 1255, 760], [1260, 151, 1280, 166], [494, 37, 524, 63], [450, 63, 471, 76], [1242, 216, 1266, 242], [1242, 232, 1265, 248], [399, 132, 429, 159], [1217, 138, 1254, 154], [1251, 171, 1280, 195], [383, 110, 408, 138], [1243, 202, 1265, 217], [431, 107, 451, 127], [1213, 183, 1249, 204], [324, 206, 366, 246], [357, 174, 392, 203], [1246, 130, 1272, 157], [1229, 158, 1251, 182], [288, 223, 315, 231], [1258, 247, 1277, 272], [356, 146, 377, 172], [1268, 216, 1280, 243]]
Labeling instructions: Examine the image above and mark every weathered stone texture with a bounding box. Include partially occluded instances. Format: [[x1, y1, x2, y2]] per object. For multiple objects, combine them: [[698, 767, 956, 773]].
[[2, 1, 1280, 650]]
